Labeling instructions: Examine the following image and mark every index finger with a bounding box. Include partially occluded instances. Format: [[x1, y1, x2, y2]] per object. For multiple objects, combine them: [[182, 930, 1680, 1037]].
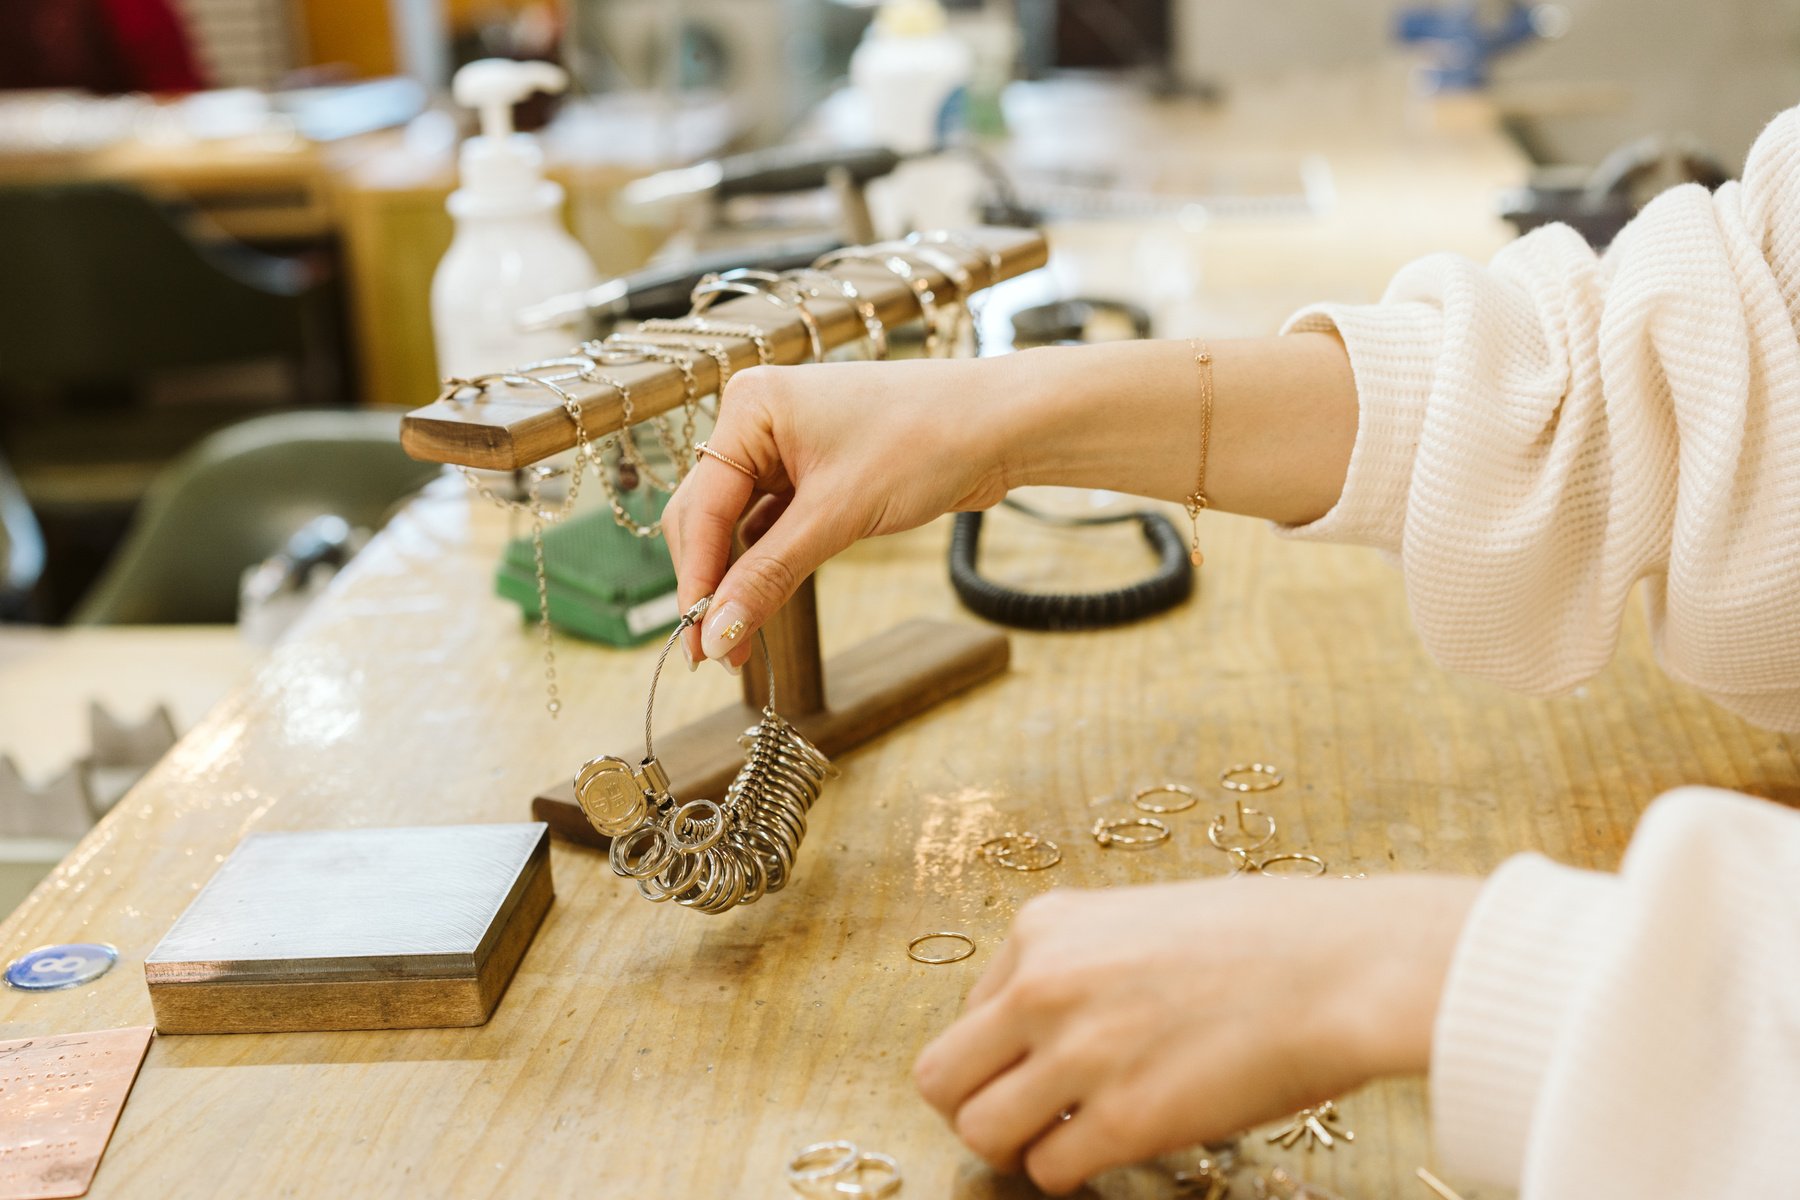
[[670, 450, 757, 656], [913, 992, 1029, 1121], [964, 928, 1022, 1010]]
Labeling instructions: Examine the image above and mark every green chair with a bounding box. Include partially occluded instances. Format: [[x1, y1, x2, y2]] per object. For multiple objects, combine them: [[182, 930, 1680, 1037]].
[[0, 182, 332, 397], [72, 411, 442, 625]]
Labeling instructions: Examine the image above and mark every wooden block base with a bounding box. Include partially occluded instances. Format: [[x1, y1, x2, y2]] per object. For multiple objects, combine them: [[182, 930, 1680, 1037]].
[[533, 618, 1009, 847]]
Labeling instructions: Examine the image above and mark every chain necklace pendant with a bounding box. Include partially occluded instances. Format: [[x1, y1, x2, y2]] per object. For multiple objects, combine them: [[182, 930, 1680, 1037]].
[[527, 474, 562, 717], [1185, 494, 1207, 567]]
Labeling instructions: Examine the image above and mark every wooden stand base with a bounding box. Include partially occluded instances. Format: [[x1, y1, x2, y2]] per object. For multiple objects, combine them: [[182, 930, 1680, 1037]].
[[533, 617, 1009, 847]]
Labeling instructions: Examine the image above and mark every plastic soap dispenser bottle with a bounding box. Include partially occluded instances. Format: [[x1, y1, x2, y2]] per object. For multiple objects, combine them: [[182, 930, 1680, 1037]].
[[851, 0, 972, 155], [431, 58, 600, 379], [850, 0, 976, 232]]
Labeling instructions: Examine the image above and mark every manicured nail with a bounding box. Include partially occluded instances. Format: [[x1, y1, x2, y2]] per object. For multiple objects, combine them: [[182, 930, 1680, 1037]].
[[700, 601, 749, 661], [682, 638, 698, 671], [721, 658, 742, 676]]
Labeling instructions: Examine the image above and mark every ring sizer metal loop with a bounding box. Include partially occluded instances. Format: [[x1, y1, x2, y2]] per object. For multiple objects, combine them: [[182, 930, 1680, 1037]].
[[667, 799, 726, 854]]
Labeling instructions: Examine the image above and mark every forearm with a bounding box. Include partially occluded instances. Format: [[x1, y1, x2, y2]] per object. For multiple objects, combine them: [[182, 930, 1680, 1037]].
[[982, 333, 1358, 527], [666, 329, 1358, 666]]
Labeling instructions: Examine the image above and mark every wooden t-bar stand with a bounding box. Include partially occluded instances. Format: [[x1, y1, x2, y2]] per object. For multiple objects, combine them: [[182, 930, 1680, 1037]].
[[401, 227, 1047, 847]]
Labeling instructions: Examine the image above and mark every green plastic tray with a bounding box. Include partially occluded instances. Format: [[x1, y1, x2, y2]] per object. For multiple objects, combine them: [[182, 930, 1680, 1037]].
[[495, 494, 679, 647]]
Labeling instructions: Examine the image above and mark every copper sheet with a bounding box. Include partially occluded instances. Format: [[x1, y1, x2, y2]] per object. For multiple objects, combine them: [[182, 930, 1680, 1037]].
[[0, 1026, 153, 1199]]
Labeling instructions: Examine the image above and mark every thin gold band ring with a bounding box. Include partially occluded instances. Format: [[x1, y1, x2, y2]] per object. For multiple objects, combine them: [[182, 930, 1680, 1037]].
[[694, 441, 756, 481], [1132, 783, 1199, 813], [1220, 762, 1283, 792], [980, 832, 1062, 871], [908, 931, 976, 964], [786, 1141, 859, 1196], [1232, 850, 1327, 878]]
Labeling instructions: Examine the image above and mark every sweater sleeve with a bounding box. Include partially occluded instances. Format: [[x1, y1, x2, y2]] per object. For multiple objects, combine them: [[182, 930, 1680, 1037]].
[[1279, 107, 1800, 731], [1429, 788, 1800, 1195]]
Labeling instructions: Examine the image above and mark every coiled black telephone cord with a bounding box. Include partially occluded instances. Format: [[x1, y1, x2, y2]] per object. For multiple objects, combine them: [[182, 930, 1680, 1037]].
[[948, 499, 1194, 631]]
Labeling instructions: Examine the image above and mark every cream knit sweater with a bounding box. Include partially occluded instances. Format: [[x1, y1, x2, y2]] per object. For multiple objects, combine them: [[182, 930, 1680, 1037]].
[[1281, 107, 1800, 1194]]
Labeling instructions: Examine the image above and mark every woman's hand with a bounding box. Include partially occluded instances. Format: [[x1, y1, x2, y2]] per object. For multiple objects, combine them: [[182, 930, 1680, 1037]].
[[662, 357, 1017, 670], [661, 334, 1359, 670], [912, 874, 1481, 1195]]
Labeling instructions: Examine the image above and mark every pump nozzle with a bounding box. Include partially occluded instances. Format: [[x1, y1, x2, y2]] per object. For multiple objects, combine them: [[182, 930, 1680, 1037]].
[[447, 58, 572, 218], [875, 0, 948, 36], [452, 58, 569, 140]]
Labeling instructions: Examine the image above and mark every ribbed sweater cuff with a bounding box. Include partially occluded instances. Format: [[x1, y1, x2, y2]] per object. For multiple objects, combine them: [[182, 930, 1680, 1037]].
[[1430, 854, 1623, 1187], [1276, 301, 1443, 551]]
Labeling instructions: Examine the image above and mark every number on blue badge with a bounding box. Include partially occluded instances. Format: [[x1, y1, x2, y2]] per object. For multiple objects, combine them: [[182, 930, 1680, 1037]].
[[32, 955, 86, 976], [5, 943, 118, 991]]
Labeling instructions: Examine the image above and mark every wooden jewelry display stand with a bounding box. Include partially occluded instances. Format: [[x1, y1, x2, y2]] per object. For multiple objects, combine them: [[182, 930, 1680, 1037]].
[[400, 227, 1048, 848]]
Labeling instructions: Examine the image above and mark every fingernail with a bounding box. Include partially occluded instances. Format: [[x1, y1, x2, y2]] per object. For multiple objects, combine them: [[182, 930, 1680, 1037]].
[[721, 658, 742, 676], [682, 638, 698, 671], [700, 601, 749, 661]]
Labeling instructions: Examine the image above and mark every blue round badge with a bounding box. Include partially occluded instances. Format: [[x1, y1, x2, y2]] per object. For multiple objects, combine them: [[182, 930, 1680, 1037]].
[[5, 943, 118, 991]]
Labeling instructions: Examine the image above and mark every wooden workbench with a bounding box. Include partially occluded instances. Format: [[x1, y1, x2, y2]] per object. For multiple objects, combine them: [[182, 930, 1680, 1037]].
[[5, 67, 1797, 1200], [7, 480, 1798, 1200]]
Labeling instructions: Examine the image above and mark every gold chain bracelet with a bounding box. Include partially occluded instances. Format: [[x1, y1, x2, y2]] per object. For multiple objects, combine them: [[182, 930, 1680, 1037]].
[[1185, 339, 1214, 567]]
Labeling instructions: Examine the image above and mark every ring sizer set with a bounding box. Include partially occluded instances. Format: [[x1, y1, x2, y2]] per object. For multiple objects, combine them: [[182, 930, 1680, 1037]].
[[574, 596, 836, 913]]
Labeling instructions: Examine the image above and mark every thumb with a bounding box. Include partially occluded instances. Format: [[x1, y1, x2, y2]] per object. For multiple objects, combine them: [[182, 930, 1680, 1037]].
[[697, 497, 847, 664]]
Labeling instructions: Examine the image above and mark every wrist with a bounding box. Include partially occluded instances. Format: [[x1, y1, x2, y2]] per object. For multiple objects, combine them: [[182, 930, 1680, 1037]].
[[986, 342, 1199, 496], [1335, 875, 1483, 1079], [983, 346, 1076, 493], [978, 334, 1359, 523]]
